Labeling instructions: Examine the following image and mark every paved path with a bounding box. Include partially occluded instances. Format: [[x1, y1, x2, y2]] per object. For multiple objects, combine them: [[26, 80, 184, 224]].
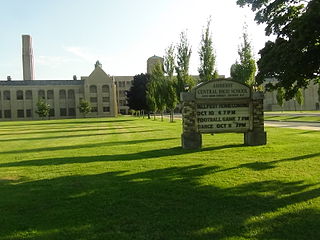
[[265, 120, 320, 131], [265, 112, 320, 117]]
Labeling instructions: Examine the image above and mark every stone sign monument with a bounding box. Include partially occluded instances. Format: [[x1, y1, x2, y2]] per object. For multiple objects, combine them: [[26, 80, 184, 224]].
[[181, 79, 267, 149]]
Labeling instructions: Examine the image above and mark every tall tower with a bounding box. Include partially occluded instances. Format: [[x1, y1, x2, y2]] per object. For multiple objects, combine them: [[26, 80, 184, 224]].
[[147, 55, 164, 74], [22, 35, 35, 80]]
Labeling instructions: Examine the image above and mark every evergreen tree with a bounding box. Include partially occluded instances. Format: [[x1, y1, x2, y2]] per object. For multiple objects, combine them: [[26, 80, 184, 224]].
[[198, 18, 218, 82]]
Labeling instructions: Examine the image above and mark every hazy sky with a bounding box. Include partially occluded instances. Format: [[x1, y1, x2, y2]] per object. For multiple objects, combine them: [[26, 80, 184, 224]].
[[0, 0, 272, 80]]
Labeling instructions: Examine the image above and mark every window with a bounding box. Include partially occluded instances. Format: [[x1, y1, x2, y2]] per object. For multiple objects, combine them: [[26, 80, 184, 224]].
[[4, 110, 11, 118], [59, 90, 66, 99], [17, 110, 24, 118], [119, 90, 126, 97], [90, 85, 97, 93], [103, 106, 110, 112], [38, 90, 45, 100], [17, 90, 24, 100], [90, 97, 97, 103], [102, 97, 110, 102], [26, 109, 32, 118], [26, 90, 33, 100], [102, 85, 110, 93], [3, 91, 10, 100], [91, 107, 98, 112], [68, 108, 76, 116], [120, 100, 127, 106], [47, 90, 54, 100], [0, 110, 2, 118], [68, 89, 75, 100], [49, 108, 55, 117], [60, 108, 67, 116]]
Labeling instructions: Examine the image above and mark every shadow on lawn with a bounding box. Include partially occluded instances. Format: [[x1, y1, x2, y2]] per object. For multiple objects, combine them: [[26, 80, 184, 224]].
[[0, 137, 178, 155], [0, 125, 144, 137], [0, 144, 243, 168], [215, 152, 320, 172], [0, 119, 134, 128], [0, 129, 162, 143], [0, 165, 319, 240]]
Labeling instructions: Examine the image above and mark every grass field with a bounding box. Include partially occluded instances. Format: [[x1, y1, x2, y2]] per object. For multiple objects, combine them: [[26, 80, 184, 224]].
[[0, 117, 320, 240], [264, 115, 320, 122]]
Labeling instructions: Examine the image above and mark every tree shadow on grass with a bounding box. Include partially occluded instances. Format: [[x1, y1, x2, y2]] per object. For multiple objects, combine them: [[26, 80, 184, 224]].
[[0, 144, 244, 168], [0, 129, 162, 143], [0, 137, 178, 155], [216, 152, 320, 172], [0, 119, 134, 128], [0, 165, 319, 240], [0, 125, 144, 137]]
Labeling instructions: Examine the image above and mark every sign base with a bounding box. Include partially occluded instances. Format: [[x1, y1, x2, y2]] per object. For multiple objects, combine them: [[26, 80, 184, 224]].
[[182, 132, 202, 149], [244, 131, 267, 146]]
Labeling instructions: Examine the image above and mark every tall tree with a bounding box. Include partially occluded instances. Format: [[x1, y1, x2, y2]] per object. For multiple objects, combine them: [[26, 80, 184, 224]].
[[151, 62, 167, 121], [126, 73, 150, 117], [198, 19, 218, 82], [164, 44, 175, 80], [175, 31, 195, 98], [230, 24, 257, 87], [237, 0, 320, 100]]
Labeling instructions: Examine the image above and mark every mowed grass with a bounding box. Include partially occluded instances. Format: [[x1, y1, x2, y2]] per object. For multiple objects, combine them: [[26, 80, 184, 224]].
[[0, 117, 319, 240]]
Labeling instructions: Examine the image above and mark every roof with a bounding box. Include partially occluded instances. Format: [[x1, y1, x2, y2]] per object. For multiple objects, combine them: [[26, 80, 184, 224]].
[[0, 80, 84, 86]]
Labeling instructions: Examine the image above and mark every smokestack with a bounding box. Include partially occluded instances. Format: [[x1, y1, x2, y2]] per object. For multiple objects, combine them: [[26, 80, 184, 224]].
[[22, 35, 35, 80]]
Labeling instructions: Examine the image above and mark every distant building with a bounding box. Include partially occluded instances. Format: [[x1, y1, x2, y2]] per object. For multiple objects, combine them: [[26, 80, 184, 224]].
[[263, 79, 320, 111]]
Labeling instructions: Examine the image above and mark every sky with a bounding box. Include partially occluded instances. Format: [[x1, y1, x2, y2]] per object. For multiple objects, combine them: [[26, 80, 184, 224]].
[[0, 0, 272, 80]]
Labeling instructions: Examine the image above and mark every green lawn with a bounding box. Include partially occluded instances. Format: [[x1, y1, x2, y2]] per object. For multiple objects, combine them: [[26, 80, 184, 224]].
[[0, 117, 320, 240]]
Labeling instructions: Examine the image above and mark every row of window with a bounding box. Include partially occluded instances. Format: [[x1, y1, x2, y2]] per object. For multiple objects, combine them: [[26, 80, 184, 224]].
[[116, 81, 132, 88], [0, 106, 111, 119], [0, 89, 76, 101], [89, 85, 110, 93], [90, 97, 110, 103]]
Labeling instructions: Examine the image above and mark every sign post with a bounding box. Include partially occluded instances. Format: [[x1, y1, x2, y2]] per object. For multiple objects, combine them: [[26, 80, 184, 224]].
[[181, 79, 267, 149]]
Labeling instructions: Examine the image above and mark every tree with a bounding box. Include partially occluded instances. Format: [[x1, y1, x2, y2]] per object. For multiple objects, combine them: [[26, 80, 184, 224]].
[[237, 0, 320, 100], [175, 31, 195, 98], [198, 18, 218, 82], [164, 44, 175, 80], [79, 99, 91, 117], [35, 99, 50, 119], [230, 24, 256, 87], [126, 73, 151, 117], [164, 44, 178, 122], [276, 87, 285, 111], [146, 79, 157, 120], [295, 88, 304, 111], [150, 62, 167, 121]]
